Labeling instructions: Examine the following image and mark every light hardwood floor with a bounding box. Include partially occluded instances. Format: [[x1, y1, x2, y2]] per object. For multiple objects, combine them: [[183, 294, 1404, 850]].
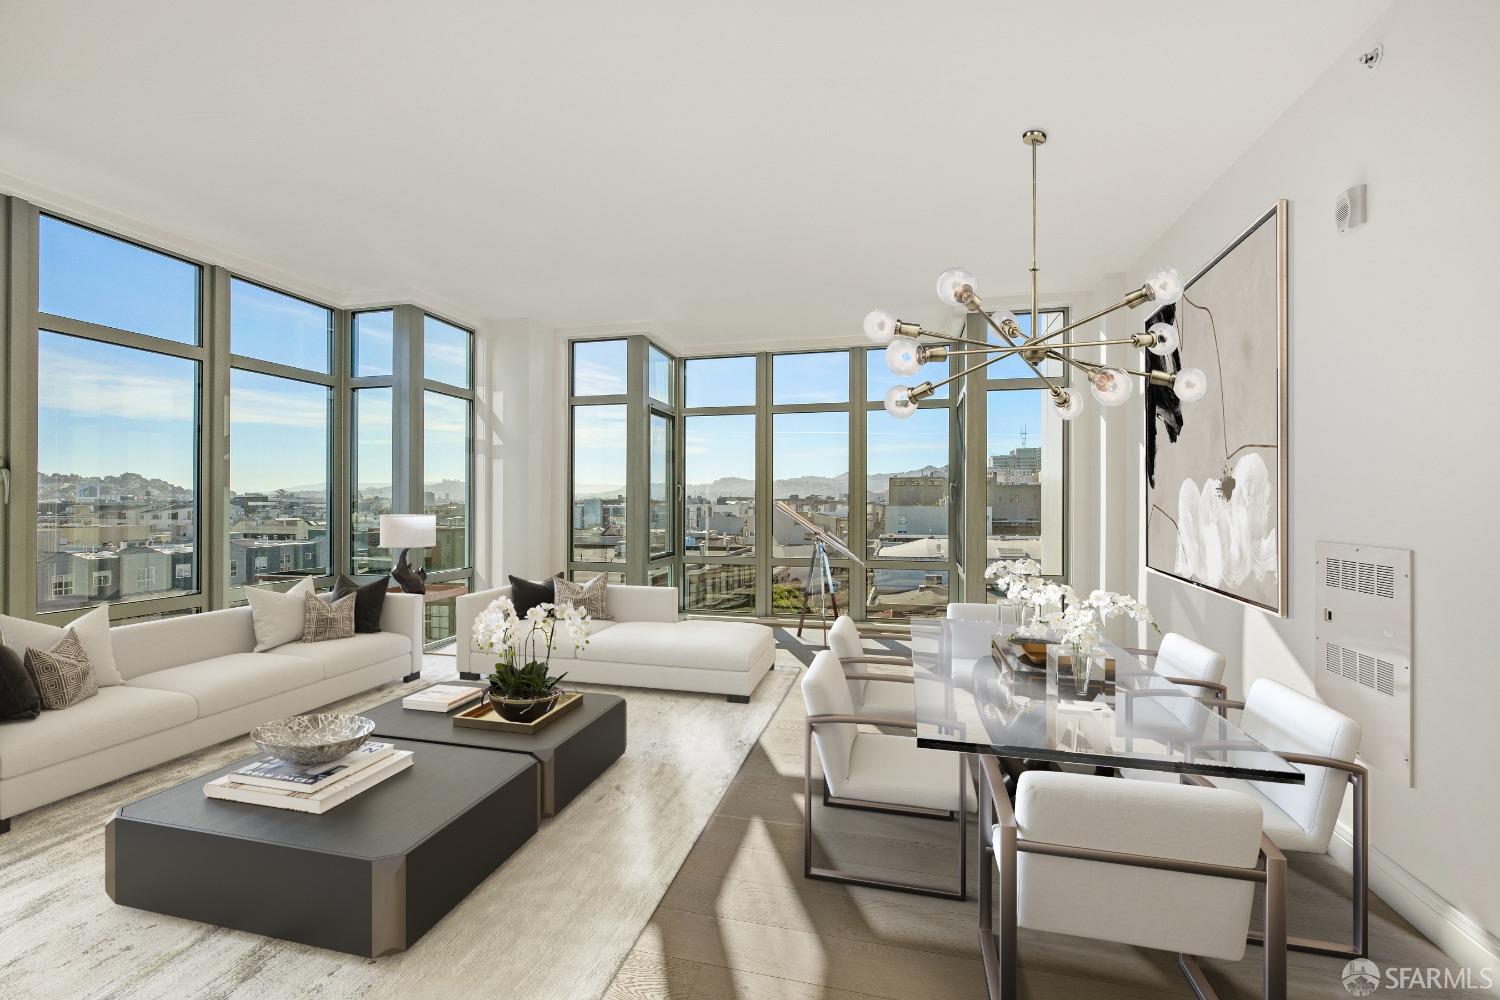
[[606, 644, 1484, 1000]]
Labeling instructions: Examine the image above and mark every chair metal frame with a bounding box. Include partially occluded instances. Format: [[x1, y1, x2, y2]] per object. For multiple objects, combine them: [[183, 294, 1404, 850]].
[[976, 755, 1288, 1000], [1183, 742, 1369, 960], [804, 703, 968, 900]]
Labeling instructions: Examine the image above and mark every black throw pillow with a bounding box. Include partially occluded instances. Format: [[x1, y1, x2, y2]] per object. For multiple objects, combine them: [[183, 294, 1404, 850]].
[[0, 640, 42, 721], [331, 574, 388, 634], [508, 575, 556, 618]]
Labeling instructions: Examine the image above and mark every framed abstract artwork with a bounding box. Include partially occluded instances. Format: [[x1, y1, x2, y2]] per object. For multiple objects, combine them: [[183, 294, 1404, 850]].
[[1144, 201, 1288, 616]]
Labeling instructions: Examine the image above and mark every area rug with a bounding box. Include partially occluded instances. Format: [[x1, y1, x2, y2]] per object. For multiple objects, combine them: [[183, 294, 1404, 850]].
[[0, 653, 799, 1000]]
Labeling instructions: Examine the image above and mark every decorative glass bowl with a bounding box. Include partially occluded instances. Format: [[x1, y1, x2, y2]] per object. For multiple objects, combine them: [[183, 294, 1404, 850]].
[[250, 713, 375, 766]]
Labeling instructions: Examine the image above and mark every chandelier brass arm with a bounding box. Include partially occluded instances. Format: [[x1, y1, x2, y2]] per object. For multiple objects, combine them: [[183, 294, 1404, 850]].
[[866, 127, 1212, 421]]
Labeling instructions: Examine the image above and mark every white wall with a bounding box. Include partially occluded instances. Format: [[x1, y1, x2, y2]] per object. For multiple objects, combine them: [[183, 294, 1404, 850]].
[[1088, 0, 1500, 957]]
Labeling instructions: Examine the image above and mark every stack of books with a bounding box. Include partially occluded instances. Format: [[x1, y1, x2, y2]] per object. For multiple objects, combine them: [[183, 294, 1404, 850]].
[[402, 683, 484, 713], [204, 741, 412, 814]]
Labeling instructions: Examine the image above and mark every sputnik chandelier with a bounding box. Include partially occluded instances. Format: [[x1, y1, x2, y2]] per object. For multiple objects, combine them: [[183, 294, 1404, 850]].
[[864, 129, 1208, 422]]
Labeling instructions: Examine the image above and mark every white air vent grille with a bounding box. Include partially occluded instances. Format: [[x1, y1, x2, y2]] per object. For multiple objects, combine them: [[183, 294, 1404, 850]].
[[1324, 556, 1396, 599], [1316, 541, 1412, 786], [1323, 642, 1395, 697]]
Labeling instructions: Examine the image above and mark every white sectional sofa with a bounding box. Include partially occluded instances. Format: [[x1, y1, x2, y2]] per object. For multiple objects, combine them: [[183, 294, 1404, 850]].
[[0, 593, 423, 828], [456, 584, 774, 701]]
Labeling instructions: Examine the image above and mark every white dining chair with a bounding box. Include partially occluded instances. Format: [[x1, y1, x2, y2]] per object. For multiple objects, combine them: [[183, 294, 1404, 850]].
[[978, 762, 1287, 1000], [825, 615, 918, 724], [801, 648, 967, 899], [1130, 632, 1230, 708], [946, 601, 1001, 623], [1182, 678, 1368, 959]]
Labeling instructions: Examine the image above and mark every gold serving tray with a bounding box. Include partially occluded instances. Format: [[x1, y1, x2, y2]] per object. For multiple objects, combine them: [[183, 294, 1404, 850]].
[[452, 691, 582, 734]]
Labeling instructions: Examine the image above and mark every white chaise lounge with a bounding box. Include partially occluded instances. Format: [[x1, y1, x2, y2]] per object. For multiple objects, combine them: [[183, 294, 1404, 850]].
[[456, 584, 775, 702], [0, 593, 423, 831]]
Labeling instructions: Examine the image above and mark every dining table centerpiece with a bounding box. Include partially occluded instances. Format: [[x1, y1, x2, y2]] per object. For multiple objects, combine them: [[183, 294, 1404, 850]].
[[471, 596, 591, 721], [1041, 590, 1158, 696]]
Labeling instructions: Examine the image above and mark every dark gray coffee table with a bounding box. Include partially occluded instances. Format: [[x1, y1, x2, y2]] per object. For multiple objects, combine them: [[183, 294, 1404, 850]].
[[106, 740, 538, 957], [364, 686, 626, 817]]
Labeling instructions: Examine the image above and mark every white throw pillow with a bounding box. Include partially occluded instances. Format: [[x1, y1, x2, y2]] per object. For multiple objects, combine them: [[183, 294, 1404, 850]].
[[243, 577, 316, 652], [0, 603, 123, 686]]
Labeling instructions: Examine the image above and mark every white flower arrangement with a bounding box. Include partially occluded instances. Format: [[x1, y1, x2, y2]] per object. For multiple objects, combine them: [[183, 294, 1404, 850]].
[[983, 558, 1042, 601], [472, 595, 591, 670], [1038, 589, 1158, 653]]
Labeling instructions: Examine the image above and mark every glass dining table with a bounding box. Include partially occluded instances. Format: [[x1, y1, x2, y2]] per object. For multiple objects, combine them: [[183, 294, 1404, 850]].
[[909, 618, 1304, 784]]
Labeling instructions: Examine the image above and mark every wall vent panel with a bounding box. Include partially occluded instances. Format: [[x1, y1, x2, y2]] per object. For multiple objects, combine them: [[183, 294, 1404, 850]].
[[1315, 542, 1413, 787]]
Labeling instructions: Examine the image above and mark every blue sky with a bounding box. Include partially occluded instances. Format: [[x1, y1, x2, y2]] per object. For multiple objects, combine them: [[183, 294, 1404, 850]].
[[36, 218, 469, 493]]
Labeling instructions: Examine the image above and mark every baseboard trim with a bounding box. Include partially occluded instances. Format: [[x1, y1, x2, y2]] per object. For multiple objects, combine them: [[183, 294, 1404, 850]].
[[1329, 821, 1500, 995]]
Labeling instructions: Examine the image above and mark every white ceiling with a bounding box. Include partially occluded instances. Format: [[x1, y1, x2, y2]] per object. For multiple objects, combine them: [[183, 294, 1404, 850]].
[[0, 1, 1389, 351]]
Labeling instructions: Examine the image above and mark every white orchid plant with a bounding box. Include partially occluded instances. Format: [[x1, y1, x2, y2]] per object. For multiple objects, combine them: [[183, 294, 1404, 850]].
[[472, 595, 591, 673], [1039, 589, 1158, 654], [986, 558, 1077, 638], [983, 558, 1042, 601]]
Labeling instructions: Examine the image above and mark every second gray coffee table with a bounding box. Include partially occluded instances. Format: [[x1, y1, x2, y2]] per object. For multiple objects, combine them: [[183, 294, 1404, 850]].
[[365, 685, 626, 816]]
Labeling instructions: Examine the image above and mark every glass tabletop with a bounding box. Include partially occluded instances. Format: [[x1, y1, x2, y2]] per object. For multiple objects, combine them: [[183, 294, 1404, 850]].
[[909, 619, 1304, 784]]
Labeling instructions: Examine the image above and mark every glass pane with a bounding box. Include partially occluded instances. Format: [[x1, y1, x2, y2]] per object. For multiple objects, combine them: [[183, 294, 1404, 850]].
[[424, 588, 464, 645], [772, 411, 848, 557], [773, 351, 848, 405], [572, 339, 628, 396], [771, 564, 851, 618], [570, 570, 627, 584], [866, 346, 946, 401], [572, 405, 627, 562], [866, 568, 950, 620], [229, 370, 330, 585], [353, 388, 393, 573], [685, 414, 755, 555], [985, 309, 1065, 379], [684, 563, 756, 614], [424, 315, 471, 388], [987, 389, 1049, 565], [230, 279, 331, 373], [649, 413, 673, 556], [868, 407, 949, 559], [38, 216, 199, 345], [353, 310, 394, 378], [36, 332, 198, 612], [685, 356, 755, 409], [424, 392, 471, 572], [648, 563, 673, 588], [648, 346, 673, 404]]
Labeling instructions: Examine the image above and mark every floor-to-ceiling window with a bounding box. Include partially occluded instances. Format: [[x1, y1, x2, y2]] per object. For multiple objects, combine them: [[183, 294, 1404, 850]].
[[30, 215, 204, 619], [228, 279, 333, 594], [3, 196, 475, 628], [682, 355, 757, 614], [981, 309, 1068, 583], [562, 320, 1065, 624]]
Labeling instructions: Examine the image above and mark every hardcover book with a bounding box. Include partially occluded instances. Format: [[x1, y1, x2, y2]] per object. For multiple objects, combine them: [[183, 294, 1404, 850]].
[[230, 741, 394, 789]]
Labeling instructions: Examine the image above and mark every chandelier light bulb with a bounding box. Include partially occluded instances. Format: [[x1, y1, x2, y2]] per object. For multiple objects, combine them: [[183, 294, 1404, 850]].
[[1088, 368, 1134, 407], [883, 384, 918, 419], [1147, 321, 1180, 356], [1174, 367, 1209, 402], [1053, 388, 1084, 420], [1144, 266, 1184, 306], [885, 336, 924, 377], [863, 308, 899, 346], [935, 267, 978, 311]]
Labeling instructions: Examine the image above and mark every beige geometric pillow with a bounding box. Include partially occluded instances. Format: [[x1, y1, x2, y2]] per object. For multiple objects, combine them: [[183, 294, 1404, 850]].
[[24, 629, 97, 710], [302, 592, 356, 643], [554, 574, 611, 621]]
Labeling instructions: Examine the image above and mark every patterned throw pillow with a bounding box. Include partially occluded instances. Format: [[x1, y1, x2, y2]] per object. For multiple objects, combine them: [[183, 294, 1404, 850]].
[[302, 593, 356, 643], [554, 574, 611, 621], [24, 629, 98, 710]]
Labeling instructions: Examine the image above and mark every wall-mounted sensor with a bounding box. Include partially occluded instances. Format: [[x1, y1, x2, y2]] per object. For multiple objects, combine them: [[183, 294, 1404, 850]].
[[1335, 184, 1367, 232]]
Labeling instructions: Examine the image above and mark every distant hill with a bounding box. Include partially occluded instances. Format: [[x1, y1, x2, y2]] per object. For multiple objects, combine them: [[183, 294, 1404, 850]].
[[39, 471, 192, 499], [684, 464, 947, 501]]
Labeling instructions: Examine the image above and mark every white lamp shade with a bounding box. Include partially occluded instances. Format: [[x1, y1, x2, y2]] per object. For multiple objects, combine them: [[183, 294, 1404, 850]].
[[379, 514, 437, 548]]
